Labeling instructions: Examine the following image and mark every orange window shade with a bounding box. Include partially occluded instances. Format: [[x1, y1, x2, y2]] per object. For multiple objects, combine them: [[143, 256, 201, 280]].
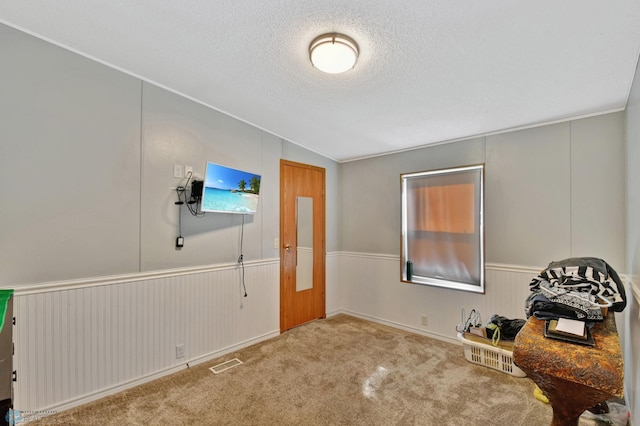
[[411, 183, 475, 233]]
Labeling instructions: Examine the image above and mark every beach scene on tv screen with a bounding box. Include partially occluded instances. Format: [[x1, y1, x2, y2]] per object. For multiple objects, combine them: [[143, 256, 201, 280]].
[[202, 163, 261, 213]]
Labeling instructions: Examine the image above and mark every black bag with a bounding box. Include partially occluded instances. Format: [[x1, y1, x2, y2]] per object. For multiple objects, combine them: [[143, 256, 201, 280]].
[[488, 314, 526, 341]]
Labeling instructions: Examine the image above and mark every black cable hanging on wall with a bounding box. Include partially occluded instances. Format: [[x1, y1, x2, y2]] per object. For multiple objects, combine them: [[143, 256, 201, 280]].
[[174, 187, 185, 249], [176, 172, 205, 218], [174, 171, 206, 249], [173, 173, 248, 297], [238, 214, 248, 297]]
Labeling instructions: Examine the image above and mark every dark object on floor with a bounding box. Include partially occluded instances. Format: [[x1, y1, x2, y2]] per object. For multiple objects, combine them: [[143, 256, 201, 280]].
[[588, 400, 609, 415]]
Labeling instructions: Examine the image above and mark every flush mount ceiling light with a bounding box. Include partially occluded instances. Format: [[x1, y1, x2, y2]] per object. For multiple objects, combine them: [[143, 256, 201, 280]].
[[309, 33, 359, 74]]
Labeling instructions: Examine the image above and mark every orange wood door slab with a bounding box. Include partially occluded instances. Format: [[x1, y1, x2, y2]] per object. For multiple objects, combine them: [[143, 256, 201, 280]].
[[280, 160, 326, 332]]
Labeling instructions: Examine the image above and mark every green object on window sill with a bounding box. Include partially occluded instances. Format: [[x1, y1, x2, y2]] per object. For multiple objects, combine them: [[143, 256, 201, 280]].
[[0, 289, 13, 333]]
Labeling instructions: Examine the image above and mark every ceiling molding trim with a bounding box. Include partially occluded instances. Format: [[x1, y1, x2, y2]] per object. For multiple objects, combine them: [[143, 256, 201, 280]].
[[339, 107, 626, 164]]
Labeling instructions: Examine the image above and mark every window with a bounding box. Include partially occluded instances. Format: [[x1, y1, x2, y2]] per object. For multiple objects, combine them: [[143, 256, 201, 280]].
[[401, 164, 484, 293]]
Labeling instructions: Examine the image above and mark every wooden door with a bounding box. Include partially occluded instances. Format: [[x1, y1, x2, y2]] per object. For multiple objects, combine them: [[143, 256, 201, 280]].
[[280, 160, 325, 332]]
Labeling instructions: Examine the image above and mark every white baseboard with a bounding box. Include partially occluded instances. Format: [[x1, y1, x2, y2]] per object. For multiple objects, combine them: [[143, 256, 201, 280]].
[[31, 329, 280, 419], [330, 309, 460, 346], [184, 329, 280, 369]]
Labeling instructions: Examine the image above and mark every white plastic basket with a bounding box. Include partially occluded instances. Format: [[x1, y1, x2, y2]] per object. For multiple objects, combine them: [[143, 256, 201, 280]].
[[457, 332, 526, 377]]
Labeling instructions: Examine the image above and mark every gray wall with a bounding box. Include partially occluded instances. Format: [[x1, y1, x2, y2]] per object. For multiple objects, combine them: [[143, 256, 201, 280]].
[[627, 48, 640, 303], [0, 23, 339, 286], [339, 138, 485, 254], [624, 50, 640, 425], [0, 20, 627, 284], [139, 83, 282, 270], [0, 23, 142, 284], [340, 113, 625, 271]]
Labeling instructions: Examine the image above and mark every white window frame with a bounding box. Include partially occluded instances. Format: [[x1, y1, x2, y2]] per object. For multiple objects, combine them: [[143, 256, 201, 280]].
[[401, 164, 485, 293]]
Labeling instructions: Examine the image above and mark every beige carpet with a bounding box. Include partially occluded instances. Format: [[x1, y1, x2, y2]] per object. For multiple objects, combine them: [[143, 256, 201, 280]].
[[32, 314, 561, 425]]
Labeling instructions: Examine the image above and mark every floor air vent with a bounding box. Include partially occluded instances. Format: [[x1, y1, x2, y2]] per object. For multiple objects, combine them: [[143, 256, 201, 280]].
[[209, 358, 243, 374]]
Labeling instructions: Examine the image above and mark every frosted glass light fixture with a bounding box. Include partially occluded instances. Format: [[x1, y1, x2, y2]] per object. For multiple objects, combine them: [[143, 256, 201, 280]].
[[309, 33, 359, 74]]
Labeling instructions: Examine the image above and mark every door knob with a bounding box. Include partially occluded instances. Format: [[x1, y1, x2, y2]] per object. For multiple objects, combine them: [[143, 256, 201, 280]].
[[284, 244, 291, 252]]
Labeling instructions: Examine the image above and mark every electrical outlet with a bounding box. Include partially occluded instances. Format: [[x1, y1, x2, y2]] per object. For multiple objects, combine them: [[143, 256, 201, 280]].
[[421, 315, 428, 326], [176, 344, 185, 359]]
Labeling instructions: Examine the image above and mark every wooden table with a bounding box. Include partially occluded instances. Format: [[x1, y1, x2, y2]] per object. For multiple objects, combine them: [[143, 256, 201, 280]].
[[513, 314, 623, 426]]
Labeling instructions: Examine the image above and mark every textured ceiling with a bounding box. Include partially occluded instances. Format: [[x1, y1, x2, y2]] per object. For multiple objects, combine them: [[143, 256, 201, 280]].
[[2, 1, 640, 161]]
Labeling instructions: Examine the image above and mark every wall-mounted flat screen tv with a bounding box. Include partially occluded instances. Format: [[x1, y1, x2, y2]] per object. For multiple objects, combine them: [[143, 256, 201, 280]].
[[201, 162, 261, 214]]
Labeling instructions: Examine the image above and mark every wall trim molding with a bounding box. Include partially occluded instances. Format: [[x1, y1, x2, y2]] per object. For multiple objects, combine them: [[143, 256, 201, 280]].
[[485, 263, 543, 274], [631, 279, 640, 306], [8, 252, 548, 296], [332, 252, 544, 274], [333, 251, 399, 261], [8, 258, 280, 296], [9, 251, 629, 302]]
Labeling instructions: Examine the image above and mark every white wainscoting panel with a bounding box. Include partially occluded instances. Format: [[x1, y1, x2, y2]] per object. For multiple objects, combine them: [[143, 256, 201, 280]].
[[326, 253, 341, 316], [622, 279, 639, 426], [8, 253, 632, 416], [8, 252, 551, 414], [12, 260, 279, 413], [336, 252, 539, 343]]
